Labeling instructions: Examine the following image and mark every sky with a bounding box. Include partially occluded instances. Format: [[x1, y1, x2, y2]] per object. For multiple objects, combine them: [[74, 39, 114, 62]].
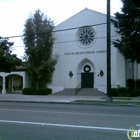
[[0, 0, 123, 59]]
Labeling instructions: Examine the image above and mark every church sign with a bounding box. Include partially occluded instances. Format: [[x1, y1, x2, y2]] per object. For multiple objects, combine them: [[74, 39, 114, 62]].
[[64, 50, 107, 55]]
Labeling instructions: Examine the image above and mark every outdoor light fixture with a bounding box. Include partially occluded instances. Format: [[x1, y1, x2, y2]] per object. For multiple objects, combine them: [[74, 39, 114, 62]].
[[69, 71, 73, 77], [97, 70, 104, 77], [100, 70, 104, 77]]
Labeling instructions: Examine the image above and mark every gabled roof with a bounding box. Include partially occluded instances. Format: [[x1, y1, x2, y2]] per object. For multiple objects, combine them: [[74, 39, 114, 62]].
[[56, 8, 106, 27], [54, 8, 109, 30], [54, 8, 115, 30]]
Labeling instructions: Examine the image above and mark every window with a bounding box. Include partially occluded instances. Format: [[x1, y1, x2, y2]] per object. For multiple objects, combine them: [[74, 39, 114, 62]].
[[76, 26, 95, 48]]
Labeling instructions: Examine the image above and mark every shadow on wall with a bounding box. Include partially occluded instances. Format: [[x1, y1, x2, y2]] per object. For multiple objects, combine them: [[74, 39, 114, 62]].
[[0, 76, 2, 93]]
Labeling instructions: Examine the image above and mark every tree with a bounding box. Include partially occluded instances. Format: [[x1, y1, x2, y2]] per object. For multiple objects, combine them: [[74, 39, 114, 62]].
[[111, 0, 140, 63], [23, 10, 57, 88], [131, 0, 140, 7], [0, 37, 22, 72]]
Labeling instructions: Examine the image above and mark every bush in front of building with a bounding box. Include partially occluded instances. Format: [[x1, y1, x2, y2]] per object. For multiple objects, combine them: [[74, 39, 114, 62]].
[[111, 88, 140, 97], [136, 79, 140, 89], [111, 87, 130, 97], [22, 88, 36, 95], [36, 88, 52, 95], [132, 89, 140, 97], [127, 79, 135, 89], [110, 88, 118, 96], [117, 88, 130, 97], [126, 79, 140, 89]]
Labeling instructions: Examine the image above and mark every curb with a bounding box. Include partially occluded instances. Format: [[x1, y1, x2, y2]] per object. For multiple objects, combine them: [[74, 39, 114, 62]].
[[0, 100, 140, 107]]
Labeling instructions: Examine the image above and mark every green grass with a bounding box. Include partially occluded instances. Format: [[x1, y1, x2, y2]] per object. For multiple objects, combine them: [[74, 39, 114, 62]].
[[100, 97, 132, 100], [72, 100, 140, 105]]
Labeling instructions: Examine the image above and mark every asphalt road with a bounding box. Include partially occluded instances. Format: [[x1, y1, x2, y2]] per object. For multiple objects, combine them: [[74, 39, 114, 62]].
[[0, 102, 140, 140]]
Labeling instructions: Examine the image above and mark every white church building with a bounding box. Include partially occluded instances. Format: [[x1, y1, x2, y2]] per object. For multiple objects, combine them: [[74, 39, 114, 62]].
[[49, 8, 140, 93], [0, 8, 140, 94]]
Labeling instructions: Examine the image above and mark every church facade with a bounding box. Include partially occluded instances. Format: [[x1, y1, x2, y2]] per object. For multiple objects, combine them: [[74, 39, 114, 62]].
[[0, 8, 140, 94], [48, 8, 140, 93]]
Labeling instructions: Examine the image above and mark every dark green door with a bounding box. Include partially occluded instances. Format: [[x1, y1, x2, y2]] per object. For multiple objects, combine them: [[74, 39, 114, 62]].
[[81, 72, 94, 88]]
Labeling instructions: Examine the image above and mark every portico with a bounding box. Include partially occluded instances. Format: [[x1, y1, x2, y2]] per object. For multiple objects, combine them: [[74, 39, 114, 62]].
[[0, 71, 30, 94]]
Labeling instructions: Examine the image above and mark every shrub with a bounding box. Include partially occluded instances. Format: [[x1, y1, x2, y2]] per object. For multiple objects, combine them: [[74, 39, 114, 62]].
[[118, 88, 130, 97], [136, 79, 140, 89], [111, 87, 140, 97], [132, 89, 140, 97], [110, 88, 118, 96], [36, 88, 52, 95], [22, 88, 36, 95], [127, 79, 135, 89]]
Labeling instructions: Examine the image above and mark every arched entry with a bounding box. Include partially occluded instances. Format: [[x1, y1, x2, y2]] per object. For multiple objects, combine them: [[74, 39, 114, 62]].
[[77, 59, 96, 88], [6, 74, 23, 92]]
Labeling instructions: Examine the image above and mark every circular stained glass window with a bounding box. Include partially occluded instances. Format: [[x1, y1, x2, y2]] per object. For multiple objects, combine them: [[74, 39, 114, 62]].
[[78, 27, 95, 46]]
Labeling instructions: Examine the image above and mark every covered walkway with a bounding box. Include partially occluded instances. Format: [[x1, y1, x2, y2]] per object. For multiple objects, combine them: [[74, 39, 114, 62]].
[[0, 70, 30, 94]]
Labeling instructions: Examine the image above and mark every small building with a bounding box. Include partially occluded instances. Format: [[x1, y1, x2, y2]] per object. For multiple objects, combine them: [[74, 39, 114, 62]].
[[0, 66, 30, 94]]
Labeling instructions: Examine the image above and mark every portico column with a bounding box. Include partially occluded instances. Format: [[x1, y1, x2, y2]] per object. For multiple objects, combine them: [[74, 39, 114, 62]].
[[2, 76, 6, 94], [22, 76, 25, 89]]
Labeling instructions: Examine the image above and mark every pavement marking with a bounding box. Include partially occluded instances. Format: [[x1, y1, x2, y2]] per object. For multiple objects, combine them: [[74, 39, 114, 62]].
[[136, 124, 140, 127], [0, 108, 140, 118], [0, 120, 128, 132]]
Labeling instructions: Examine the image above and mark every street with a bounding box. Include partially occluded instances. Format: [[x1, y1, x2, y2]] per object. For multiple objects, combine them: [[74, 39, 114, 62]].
[[0, 102, 140, 140]]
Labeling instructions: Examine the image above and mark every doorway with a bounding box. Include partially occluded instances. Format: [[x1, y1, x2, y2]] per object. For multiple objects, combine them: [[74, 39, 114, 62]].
[[81, 72, 94, 88]]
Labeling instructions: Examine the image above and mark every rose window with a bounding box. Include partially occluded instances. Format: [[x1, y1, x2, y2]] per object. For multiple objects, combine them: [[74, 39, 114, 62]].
[[78, 27, 95, 46]]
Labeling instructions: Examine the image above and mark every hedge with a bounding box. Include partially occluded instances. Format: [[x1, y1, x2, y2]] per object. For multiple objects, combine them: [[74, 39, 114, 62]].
[[127, 79, 140, 89], [22, 88, 52, 95], [136, 79, 140, 89], [111, 88, 140, 97], [127, 79, 135, 89], [22, 88, 36, 95], [36, 88, 52, 95]]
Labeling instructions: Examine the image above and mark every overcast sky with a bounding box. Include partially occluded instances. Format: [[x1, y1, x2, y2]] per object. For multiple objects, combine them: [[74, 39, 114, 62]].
[[0, 0, 122, 59]]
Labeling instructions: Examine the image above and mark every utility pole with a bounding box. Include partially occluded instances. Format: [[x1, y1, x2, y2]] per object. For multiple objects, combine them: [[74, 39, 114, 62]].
[[106, 0, 113, 101]]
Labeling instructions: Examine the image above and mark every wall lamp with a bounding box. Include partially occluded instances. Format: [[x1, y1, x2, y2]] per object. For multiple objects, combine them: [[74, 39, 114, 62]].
[[69, 71, 73, 77], [98, 70, 104, 77]]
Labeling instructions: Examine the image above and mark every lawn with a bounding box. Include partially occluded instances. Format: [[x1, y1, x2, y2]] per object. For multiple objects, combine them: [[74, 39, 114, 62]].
[[72, 100, 140, 105]]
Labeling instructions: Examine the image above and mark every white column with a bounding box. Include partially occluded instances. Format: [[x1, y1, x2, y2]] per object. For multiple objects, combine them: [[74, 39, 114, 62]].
[[138, 64, 140, 79], [136, 63, 138, 79], [133, 62, 138, 80], [12, 77, 14, 92], [2, 76, 6, 94], [22, 76, 25, 89]]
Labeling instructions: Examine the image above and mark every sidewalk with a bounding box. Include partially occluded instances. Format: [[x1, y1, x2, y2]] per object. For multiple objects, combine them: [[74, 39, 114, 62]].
[[0, 93, 140, 104], [0, 93, 105, 103]]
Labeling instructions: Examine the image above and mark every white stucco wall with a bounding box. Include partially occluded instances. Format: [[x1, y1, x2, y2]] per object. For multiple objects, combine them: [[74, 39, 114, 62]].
[[25, 72, 31, 88], [0, 71, 29, 94], [1, 8, 137, 94], [50, 8, 124, 93], [115, 51, 126, 87]]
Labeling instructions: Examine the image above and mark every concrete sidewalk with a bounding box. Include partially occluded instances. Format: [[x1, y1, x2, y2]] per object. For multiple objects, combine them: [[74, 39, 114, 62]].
[[0, 93, 140, 103], [0, 94, 105, 103]]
